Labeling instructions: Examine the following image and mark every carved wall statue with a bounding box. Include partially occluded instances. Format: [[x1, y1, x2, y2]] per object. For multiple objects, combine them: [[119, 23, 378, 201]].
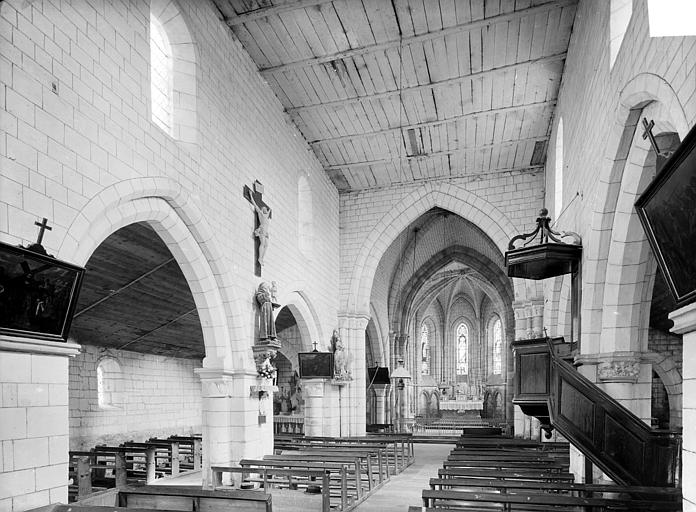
[[330, 329, 352, 381], [256, 281, 279, 341]]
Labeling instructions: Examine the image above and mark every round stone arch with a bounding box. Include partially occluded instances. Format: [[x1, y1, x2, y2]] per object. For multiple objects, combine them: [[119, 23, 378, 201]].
[[58, 177, 244, 369], [582, 73, 688, 350], [345, 182, 519, 317], [278, 290, 323, 351], [599, 102, 683, 353]]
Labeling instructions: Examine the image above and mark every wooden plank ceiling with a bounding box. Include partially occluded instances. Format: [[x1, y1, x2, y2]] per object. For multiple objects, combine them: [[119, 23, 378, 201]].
[[212, 0, 578, 192], [70, 222, 205, 359]]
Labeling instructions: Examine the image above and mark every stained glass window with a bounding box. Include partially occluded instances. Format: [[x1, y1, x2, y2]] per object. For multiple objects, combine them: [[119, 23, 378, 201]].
[[456, 323, 468, 375], [493, 318, 503, 375], [421, 323, 430, 375]]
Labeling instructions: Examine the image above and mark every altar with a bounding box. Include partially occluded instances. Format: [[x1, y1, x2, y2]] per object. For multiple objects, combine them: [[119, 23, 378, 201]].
[[439, 399, 483, 412]]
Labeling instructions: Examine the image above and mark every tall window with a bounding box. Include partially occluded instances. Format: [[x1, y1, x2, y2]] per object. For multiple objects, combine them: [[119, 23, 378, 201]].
[[456, 323, 468, 375], [609, 0, 632, 68], [421, 323, 430, 375], [298, 174, 314, 258], [493, 318, 503, 375], [554, 118, 563, 221], [150, 15, 173, 134], [97, 358, 121, 408]]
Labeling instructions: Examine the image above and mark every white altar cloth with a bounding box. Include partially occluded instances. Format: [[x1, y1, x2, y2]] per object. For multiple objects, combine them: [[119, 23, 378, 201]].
[[439, 400, 483, 411]]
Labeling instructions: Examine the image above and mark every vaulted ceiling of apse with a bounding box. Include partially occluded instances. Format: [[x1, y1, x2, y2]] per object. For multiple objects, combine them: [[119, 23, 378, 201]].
[[69, 222, 205, 359], [371, 207, 512, 334]]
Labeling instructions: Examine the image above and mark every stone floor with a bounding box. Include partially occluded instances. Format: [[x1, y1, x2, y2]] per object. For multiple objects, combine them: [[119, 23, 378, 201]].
[[154, 442, 454, 512], [353, 443, 452, 512]]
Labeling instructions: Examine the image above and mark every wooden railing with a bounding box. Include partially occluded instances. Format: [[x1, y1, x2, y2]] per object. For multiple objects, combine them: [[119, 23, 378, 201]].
[[512, 337, 681, 487], [273, 414, 304, 435]]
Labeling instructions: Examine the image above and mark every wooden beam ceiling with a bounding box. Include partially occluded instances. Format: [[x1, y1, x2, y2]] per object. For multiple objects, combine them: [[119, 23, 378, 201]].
[[214, 0, 578, 191], [257, 0, 576, 75]]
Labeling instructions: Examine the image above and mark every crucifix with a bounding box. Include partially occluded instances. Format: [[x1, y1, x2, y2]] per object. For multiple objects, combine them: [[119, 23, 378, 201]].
[[312, 341, 319, 352], [34, 218, 52, 245], [642, 117, 670, 172], [243, 180, 272, 277]]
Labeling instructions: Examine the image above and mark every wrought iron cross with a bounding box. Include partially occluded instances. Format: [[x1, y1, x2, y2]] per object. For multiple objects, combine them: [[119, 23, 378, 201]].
[[312, 341, 319, 352], [34, 218, 52, 245], [642, 118, 661, 155]]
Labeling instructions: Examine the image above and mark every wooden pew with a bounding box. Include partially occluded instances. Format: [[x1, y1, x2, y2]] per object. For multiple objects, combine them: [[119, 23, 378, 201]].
[[212, 466, 334, 512], [273, 447, 387, 486], [239, 459, 359, 504], [442, 459, 568, 473], [438, 467, 575, 483], [117, 485, 272, 512], [419, 489, 683, 510], [428, 477, 682, 501], [165, 435, 203, 471]]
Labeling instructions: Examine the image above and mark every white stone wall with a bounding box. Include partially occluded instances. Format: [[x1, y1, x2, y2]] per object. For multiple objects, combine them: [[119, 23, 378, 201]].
[[0, 349, 72, 512], [0, 0, 338, 509], [68, 346, 201, 450]]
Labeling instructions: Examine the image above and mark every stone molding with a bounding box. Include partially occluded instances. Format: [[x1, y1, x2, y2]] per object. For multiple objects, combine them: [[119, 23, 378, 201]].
[[195, 367, 256, 398], [0, 335, 82, 357], [669, 302, 696, 335]]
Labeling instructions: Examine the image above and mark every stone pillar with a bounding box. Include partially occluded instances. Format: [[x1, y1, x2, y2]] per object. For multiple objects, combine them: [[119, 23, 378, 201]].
[[338, 313, 369, 436], [0, 336, 80, 512], [531, 300, 544, 338], [302, 379, 340, 437], [669, 303, 696, 511], [513, 303, 529, 341], [196, 368, 268, 487], [372, 384, 389, 424]]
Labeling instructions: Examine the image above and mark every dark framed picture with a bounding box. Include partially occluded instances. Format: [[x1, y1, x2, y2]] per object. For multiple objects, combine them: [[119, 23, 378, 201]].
[[0, 241, 85, 342], [635, 123, 696, 308], [298, 352, 334, 378]]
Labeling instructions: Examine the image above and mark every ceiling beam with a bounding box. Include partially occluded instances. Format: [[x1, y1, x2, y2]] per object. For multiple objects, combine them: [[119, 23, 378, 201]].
[[288, 53, 566, 115], [259, 0, 576, 75], [310, 100, 555, 145], [74, 257, 176, 318], [223, 0, 334, 27], [322, 136, 548, 171], [117, 307, 198, 350]]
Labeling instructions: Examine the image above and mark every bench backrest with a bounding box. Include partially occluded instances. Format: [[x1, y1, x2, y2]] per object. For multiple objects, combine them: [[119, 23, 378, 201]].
[[118, 486, 271, 512]]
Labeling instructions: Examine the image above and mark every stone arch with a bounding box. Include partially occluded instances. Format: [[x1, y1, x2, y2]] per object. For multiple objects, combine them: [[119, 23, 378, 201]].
[[599, 103, 681, 353], [643, 351, 682, 429], [59, 177, 242, 369], [344, 182, 519, 316], [280, 291, 322, 351], [368, 304, 387, 367], [583, 73, 688, 352]]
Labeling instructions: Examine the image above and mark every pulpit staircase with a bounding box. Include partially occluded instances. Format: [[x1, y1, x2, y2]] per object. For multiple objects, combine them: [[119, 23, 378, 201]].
[[512, 336, 681, 487]]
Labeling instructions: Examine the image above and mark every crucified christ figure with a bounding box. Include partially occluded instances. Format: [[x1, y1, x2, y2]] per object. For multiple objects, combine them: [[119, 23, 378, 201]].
[[250, 193, 271, 267]]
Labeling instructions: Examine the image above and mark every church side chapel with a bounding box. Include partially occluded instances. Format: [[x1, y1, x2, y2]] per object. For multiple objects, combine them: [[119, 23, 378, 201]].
[[0, 0, 695, 511]]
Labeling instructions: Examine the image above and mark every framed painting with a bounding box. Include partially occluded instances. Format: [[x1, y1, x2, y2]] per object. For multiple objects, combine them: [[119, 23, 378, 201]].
[[298, 352, 334, 378], [0, 241, 85, 342], [635, 123, 696, 308]]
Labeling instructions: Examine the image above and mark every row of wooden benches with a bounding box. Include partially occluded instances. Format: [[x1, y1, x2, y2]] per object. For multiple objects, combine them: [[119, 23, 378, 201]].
[[409, 433, 682, 511], [69, 435, 202, 501], [210, 434, 415, 511]]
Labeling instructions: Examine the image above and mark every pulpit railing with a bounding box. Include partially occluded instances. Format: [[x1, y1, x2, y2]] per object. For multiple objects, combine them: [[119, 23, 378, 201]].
[[512, 337, 681, 487]]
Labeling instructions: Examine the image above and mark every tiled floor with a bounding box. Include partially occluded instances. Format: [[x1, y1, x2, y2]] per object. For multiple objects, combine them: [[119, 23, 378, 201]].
[[353, 443, 453, 512]]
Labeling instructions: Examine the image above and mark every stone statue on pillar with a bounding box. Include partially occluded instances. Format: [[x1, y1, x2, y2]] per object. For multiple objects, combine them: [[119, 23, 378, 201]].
[[256, 281, 279, 341], [330, 329, 352, 381]]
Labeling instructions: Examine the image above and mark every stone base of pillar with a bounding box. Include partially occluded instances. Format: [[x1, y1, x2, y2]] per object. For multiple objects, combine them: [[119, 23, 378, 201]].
[[302, 378, 341, 437]]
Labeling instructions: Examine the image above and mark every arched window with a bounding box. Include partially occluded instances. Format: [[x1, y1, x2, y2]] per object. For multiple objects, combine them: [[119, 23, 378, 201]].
[[456, 323, 468, 375], [493, 318, 503, 375], [610, 0, 633, 68], [150, 0, 198, 142], [554, 118, 563, 221], [298, 174, 313, 258], [647, 0, 696, 36], [97, 358, 122, 408], [421, 323, 430, 375], [150, 15, 173, 134]]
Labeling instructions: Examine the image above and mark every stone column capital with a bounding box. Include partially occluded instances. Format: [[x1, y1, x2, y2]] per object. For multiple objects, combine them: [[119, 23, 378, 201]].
[[195, 368, 256, 397]]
